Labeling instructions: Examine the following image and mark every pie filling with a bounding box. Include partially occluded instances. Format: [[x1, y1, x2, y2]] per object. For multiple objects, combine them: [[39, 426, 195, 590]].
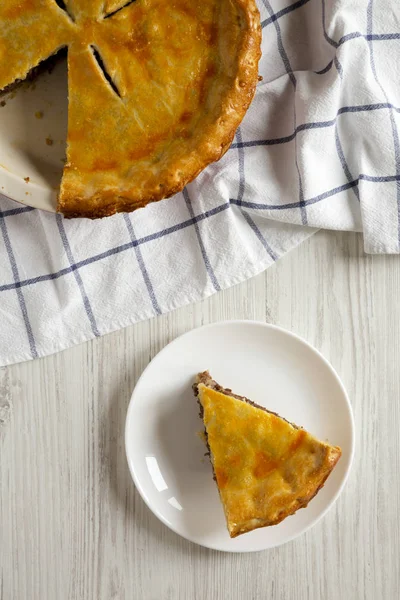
[[0, 0, 262, 218]]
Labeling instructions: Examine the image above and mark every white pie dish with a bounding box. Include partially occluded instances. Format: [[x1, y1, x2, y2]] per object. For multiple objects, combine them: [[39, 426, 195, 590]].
[[0, 63, 67, 212]]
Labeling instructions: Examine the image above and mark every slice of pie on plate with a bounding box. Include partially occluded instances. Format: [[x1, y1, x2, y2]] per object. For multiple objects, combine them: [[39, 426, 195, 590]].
[[0, 0, 261, 218], [193, 371, 342, 538]]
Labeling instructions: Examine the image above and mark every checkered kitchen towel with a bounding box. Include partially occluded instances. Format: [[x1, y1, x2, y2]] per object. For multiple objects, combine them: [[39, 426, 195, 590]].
[[1, 0, 400, 366]]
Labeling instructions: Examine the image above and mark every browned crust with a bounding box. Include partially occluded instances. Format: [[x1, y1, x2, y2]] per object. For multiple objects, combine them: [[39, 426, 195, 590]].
[[230, 452, 341, 537], [193, 371, 342, 538], [0, 47, 68, 97], [193, 370, 299, 429], [58, 0, 262, 219], [193, 370, 300, 491]]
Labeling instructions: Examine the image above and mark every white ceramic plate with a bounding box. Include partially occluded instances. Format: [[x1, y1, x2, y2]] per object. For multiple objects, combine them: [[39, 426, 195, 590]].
[[0, 62, 67, 212], [125, 321, 355, 552]]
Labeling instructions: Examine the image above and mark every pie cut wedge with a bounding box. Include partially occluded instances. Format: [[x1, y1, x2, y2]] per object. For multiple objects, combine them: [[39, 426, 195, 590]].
[[193, 371, 342, 538], [0, 0, 262, 218]]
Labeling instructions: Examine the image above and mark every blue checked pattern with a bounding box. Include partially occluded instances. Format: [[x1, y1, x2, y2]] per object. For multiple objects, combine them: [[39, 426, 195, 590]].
[[1, 0, 399, 365]]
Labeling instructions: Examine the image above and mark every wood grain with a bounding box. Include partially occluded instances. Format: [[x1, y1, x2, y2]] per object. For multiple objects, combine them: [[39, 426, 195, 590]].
[[1, 230, 399, 599]]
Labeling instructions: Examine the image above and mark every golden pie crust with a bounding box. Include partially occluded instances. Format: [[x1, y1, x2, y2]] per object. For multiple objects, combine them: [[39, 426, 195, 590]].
[[194, 372, 342, 538], [0, 0, 261, 218]]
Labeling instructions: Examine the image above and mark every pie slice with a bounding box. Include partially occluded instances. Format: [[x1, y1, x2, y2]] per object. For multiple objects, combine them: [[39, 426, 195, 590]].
[[193, 371, 342, 538], [0, 0, 261, 218]]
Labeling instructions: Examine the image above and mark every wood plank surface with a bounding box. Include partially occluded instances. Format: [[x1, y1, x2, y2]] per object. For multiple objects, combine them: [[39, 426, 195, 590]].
[[1, 230, 399, 599]]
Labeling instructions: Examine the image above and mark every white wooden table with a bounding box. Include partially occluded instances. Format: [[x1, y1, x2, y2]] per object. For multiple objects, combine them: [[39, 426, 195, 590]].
[[1, 230, 399, 600]]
